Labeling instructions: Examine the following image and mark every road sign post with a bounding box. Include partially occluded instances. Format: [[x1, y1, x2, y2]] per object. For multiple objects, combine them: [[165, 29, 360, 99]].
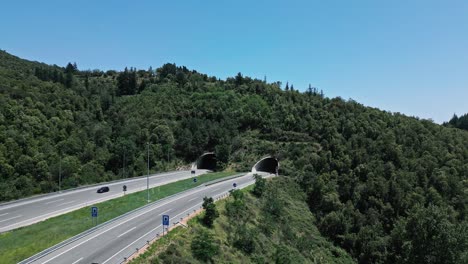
[[123, 185, 127, 195], [91, 206, 98, 225], [162, 215, 169, 236], [193, 178, 197, 183]]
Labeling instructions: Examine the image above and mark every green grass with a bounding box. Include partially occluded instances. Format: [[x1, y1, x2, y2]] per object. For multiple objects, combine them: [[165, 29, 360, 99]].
[[0, 171, 236, 264]]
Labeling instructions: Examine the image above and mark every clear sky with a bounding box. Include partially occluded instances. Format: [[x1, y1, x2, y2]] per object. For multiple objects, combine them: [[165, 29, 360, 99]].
[[1, 0, 467, 123]]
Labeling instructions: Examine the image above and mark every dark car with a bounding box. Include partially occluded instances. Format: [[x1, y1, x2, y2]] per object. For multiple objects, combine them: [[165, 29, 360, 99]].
[[191, 169, 196, 174], [97, 186, 110, 193]]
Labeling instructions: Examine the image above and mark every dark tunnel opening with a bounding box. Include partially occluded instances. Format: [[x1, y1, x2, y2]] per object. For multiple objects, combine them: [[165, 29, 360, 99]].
[[196, 153, 217, 171], [252, 157, 279, 174]]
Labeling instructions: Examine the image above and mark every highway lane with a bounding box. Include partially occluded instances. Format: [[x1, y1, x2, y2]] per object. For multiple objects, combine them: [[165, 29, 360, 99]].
[[23, 172, 269, 264], [0, 170, 207, 233]]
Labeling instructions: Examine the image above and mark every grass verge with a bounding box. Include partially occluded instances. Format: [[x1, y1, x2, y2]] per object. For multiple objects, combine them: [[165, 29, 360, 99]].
[[0, 171, 236, 264]]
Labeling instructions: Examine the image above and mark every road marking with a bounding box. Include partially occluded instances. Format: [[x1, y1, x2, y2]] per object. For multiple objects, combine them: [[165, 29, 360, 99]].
[[117, 226, 136, 238], [39, 190, 200, 264], [0, 170, 187, 211], [71, 257, 83, 264], [57, 201, 76, 206], [188, 197, 198, 202], [160, 208, 172, 215], [39, 175, 253, 263], [0, 213, 9, 217], [212, 188, 221, 192], [103, 205, 202, 264], [45, 199, 65, 205], [0, 215, 22, 223], [103, 225, 160, 264]]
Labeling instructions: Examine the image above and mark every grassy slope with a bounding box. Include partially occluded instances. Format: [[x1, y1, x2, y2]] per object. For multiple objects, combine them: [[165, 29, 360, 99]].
[[130, 178, 355, 264], [0, 171, 235, 264]]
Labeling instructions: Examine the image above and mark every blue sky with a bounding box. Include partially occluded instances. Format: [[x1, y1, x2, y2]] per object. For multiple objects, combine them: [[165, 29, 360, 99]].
[[1, 0, 467, 123]]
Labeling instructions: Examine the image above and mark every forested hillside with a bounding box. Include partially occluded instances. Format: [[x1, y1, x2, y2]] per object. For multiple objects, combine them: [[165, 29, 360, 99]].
[[0, 50, 467, 263]]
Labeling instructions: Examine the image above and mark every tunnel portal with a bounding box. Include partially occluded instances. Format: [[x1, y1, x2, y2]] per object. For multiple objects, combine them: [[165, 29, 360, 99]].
[[196, 152, 217, 171], [252, 157, 279, 174]]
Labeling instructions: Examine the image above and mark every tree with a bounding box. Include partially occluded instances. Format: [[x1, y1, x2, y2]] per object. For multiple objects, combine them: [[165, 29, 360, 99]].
[[226, 189, 246, 220], [202, 196, 219, 227], [391, 204, 468, 264], [117, 67, 138, 95], [64, 62, 76, 88], [252, 174, 266, 197], [191, 229, 219, 261]]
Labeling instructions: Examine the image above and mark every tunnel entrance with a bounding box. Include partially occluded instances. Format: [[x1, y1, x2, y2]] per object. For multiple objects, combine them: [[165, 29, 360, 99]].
[[196, 152, 217, 171], [252, 157, 279, 174]]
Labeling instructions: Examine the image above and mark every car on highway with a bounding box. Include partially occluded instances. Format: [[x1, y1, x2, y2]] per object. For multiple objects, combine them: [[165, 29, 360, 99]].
[[97, 186, 110, 193], [191, 169, 196, 174]]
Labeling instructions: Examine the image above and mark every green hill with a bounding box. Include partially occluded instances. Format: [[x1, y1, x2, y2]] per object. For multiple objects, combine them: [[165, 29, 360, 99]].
[[0, 50, 467, 263]]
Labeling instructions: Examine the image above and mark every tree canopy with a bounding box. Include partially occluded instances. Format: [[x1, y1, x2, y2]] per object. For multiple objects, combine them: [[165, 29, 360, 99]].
[[0, 50, 467, 263]]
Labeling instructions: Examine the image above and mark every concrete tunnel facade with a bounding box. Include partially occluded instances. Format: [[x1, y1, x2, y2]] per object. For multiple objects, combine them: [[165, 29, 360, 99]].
[[252, 156, 279, 175], [195, 152, 217, 171]]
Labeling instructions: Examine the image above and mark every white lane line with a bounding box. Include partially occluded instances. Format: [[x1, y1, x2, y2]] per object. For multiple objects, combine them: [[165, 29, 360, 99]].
[[57, 201, 76, 206], [45, 199, 65, 205], [212, 187, 221, 192], [41, 175, 253, 264], [103, 204, 202, 264], [188, 197, 198, 202], [117, 226, 137, 238], [39, 185, 210, 264], [0, 215, 22, 223], [103, 225, 160, 264], [0, 213, 9, 217], [71, 257, 83, 264], [160, 208, 172, 215], [0, 173, 196, 231], [0, 171, 187, 211]]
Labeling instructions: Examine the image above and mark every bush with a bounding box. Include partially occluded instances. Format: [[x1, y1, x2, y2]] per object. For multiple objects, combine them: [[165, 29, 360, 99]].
[[252, 174, 266, 197], [191, 229, 219, 262]]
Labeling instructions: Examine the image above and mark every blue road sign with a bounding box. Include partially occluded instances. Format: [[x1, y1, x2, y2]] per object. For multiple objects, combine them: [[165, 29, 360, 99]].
[[162, 215, 170, 226], [193, 178, 197, 183], [91, 206, 98, 217], [233, 183, 237, 188]]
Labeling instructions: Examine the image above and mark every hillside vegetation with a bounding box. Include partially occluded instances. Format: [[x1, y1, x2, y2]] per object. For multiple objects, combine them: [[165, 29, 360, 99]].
[[131, 177, 355, 264], [0, 50, 467, 263]]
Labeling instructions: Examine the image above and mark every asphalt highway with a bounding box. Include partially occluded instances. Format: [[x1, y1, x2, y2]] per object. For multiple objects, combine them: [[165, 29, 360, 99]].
[[0, 170, 207, 233], [23, 172, 268, 264]]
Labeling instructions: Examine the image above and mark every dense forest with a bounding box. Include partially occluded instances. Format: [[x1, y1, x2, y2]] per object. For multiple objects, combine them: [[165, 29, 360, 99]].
[[0, 50, 467, 263], [445, 113, 468, 131]]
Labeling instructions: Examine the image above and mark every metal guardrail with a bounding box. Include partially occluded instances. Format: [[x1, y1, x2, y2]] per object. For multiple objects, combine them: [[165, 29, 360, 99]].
[[117, 192, 233, 264], [18, 173, 247, 264], [203, 172, 246, 186]]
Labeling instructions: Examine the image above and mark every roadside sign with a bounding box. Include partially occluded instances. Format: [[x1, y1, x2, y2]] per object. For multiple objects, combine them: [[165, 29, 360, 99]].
[[162, 215, 170, 226], [123, 185, 127, 192], [233, 183, 237, 188], [91, 206, 98, 217], [193, 178, 197, 183]]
